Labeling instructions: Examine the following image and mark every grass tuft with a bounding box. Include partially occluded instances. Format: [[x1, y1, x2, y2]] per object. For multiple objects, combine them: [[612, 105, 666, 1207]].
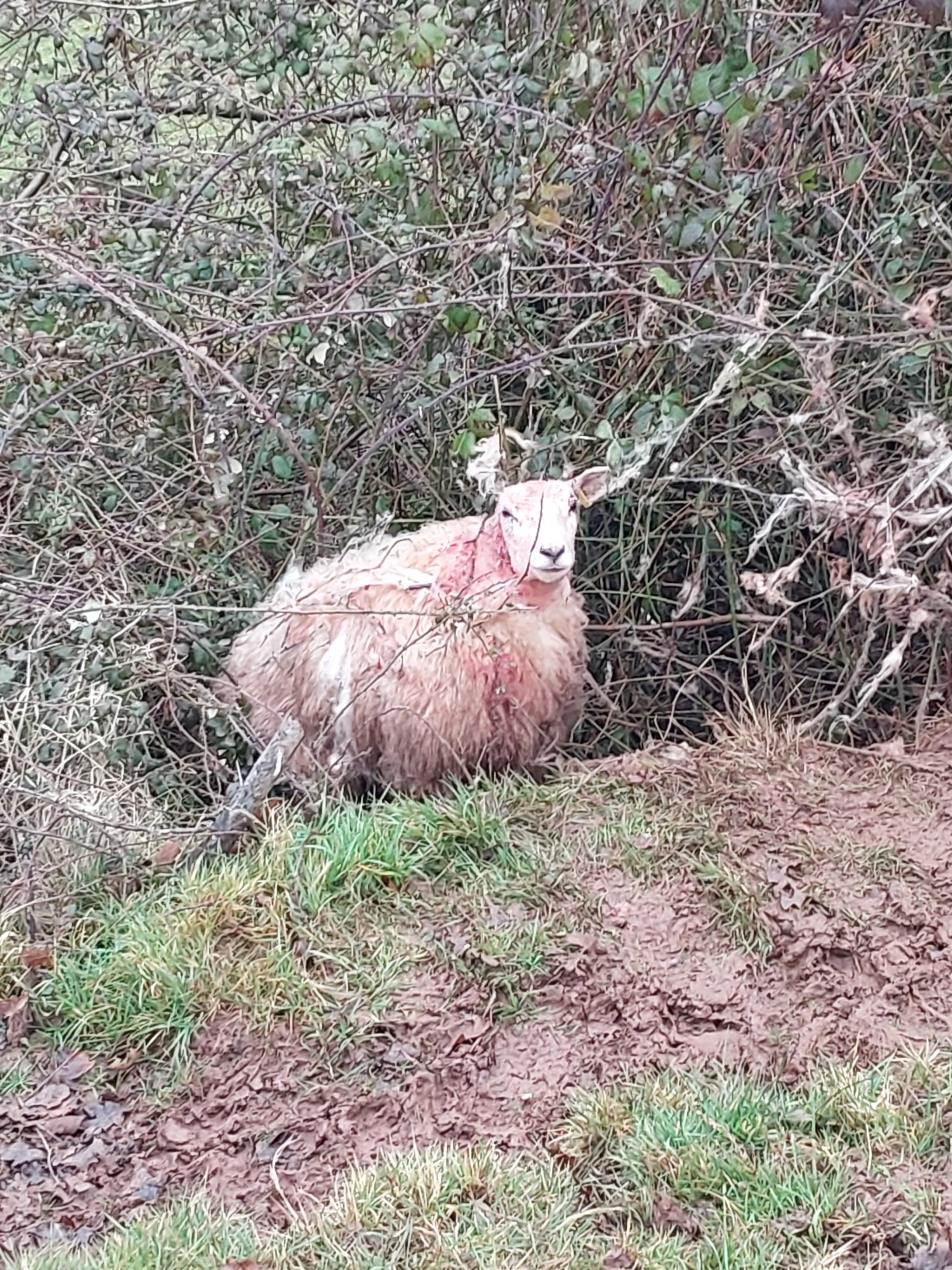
[[556, 1055, 952, 1265]]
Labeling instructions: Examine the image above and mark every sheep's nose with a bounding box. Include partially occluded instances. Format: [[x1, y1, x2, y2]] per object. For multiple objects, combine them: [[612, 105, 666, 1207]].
[[540, 545, 565, 562]]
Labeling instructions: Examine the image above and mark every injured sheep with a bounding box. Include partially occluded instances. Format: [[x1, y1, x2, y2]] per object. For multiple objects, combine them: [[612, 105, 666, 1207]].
[[219, 469, 610, 795]]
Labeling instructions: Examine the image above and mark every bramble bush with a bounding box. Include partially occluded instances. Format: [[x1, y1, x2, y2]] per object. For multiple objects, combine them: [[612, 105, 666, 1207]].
[[2, 0, 951, 914]]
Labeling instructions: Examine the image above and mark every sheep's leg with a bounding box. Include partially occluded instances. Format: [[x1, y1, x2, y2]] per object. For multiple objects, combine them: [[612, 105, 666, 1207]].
[[319, 629, 362, 783]]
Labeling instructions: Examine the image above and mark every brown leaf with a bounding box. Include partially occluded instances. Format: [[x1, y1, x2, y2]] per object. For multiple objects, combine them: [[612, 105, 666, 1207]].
[[160, 1117, 193, 1146], [652, 1194, 700, 1237], [26, 1083, 72, 1113], [904, 285, 952, 331], [601, 1252, 635, 1270], [105, 1047, 142, 1072], [41, 1114, 86, 1135], [21, 944, 54, 971], [223, 1261, 272, 1270], [0, 995, 29, 1044], [55, 1051, 94, 1084], [153, 839, 183, 867], [61, 1138, 108, 1170], [445, 1016, 491, 1052]]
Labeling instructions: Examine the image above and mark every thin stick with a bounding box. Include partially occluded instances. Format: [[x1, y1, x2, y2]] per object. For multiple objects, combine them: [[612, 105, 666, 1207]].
[[183, 716, 304, 865]]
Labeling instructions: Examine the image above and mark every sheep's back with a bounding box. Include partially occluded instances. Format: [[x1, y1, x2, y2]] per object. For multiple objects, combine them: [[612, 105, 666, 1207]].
[[342, 586, 589, 793]]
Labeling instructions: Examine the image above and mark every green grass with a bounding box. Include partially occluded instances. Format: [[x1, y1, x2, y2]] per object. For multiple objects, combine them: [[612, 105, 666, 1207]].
[[4, 775, 642, 1069], [0, 1053, 30, 1097], [687, 849, 775, 959], [438, 910, 563, 1020], [17, 1051, 952, 1269], [22, 783, 535, 1065], [555, 1052, 952, 1267]]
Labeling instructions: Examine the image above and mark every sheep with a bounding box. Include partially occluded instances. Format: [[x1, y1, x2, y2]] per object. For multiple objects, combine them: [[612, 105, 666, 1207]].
[[219, 468, 610, 796]]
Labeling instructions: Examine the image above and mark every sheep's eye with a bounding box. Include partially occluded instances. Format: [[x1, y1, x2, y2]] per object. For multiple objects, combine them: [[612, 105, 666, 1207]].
[[568, 498, 578, 513], [501, 508, 516, 520]]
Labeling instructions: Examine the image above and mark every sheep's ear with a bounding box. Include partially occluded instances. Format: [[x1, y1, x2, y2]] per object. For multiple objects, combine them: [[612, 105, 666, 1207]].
[[573, 466, 610, 507]]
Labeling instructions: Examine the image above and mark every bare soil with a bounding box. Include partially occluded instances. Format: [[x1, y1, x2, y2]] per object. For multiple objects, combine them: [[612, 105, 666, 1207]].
[[4, 723, 952, 1256]]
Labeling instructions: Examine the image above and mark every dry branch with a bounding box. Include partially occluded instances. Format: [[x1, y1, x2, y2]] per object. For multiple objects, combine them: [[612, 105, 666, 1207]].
[[183, 716, 304, 865]]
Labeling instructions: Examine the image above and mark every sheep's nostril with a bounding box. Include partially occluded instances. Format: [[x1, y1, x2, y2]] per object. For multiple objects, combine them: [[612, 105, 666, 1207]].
[[540, 545, 565, 562]]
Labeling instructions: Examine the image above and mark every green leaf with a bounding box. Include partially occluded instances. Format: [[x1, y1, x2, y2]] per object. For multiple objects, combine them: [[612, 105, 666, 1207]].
[[843, 155, 865, 184], [271, 454, 293, 480], [452, 429, 477, 458], [418, 20, 446, 48], [688, 66, 715, 105], [444, 303, 479, 333], [679, 220, 705, 250], [648, 266, 682, 297]]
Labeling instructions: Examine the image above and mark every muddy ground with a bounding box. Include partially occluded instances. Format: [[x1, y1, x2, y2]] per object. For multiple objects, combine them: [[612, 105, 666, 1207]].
[[4, 722, 952, 1256]]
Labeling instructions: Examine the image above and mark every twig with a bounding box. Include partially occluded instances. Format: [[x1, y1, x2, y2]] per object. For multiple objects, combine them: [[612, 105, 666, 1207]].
[[183, 716, 304, 864]]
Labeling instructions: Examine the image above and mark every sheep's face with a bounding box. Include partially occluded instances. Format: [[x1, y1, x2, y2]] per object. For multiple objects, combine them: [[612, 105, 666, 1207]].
[[495, 468, 610, 585]]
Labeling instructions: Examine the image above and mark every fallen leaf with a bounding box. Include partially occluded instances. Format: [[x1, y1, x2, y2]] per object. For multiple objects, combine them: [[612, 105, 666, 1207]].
[[55, 1051, 94, 1084], [904, 285, 952, 331], [106, 1048, 142, 1072], [0, 995, 29, 1044], [61, 1138, 107, 1170], [445, 1016, 491, 1052], [223, 1260, 272, 1270], [652, 1194, 700, 1236], [0, 1141, 45, 1167], [602, 1251, 635, 1270], [160, 1117, 193, 1147], [152, 839, 182, 867], [26, 1083, 72, 1113], [86, 1100, 124, 1133], [41, 1114, 86, 1135], [21, 944, 54, 971]]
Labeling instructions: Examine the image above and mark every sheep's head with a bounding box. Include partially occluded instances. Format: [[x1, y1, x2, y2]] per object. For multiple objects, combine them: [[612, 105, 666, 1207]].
[[494, 468, 610, 585]]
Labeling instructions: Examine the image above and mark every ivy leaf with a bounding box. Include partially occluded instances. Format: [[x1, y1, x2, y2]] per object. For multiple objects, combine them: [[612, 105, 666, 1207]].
[[444, 304, 479, 333], [648, 266, 682, 297], [271, 454, 293, 480]]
